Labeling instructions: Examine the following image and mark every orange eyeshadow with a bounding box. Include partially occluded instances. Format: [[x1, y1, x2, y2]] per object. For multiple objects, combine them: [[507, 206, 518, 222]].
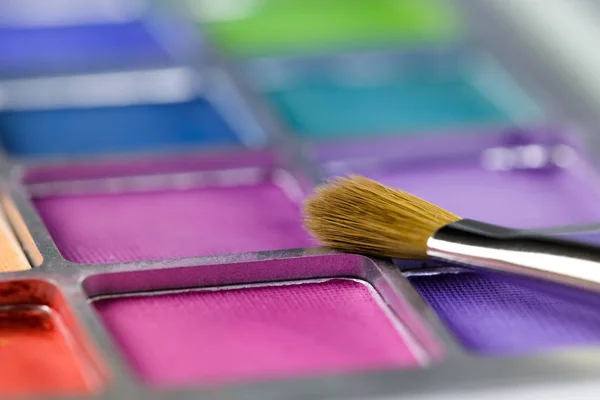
[[0, 207, 30, 272]]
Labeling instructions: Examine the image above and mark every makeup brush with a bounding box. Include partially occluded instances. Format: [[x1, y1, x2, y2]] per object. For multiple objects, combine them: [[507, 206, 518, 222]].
[[304, 175, 600, 293]]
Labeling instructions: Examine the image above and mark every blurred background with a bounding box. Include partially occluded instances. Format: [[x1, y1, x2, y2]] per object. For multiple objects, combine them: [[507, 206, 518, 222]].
[[3, 0, 600, 226]]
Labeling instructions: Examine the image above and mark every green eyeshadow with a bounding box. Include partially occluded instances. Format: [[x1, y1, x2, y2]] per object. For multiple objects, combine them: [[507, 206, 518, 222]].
[[195, 0, 463, 57]]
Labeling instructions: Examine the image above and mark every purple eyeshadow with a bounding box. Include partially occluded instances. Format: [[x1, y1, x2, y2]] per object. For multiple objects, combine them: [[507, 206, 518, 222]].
[[409, 272, 600, 354], [365, 160, 600, 228]]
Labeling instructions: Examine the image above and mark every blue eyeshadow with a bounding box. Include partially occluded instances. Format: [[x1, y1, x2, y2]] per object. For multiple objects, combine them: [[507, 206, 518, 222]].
[[266, 72, 512, 140], [0, 99, 241, 157], [0, 22, 174, 77]]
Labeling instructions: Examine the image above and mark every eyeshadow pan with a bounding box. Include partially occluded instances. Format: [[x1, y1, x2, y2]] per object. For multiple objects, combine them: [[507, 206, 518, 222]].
[[0, 208, 30, 272], [0, 99, 242, 157], [198, 0, 462, 57], [409, 272, 600, 354], [266, 73, 511, 140], [0, 306, 96, 397], [363, 160, 600, 228], [0, 21, 173, 77], [34, 182, 312, 263], [0, 280, 105, 397], [93, 279, 422, 387]]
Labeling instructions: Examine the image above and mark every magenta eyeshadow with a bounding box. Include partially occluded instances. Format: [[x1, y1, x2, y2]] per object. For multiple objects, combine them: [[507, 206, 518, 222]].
[[33, 182, 313, 263], [93, 279, 422, 387]]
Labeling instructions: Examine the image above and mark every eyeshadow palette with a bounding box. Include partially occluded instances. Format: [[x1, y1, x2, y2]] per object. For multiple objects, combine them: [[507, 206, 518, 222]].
[[2, 0, 600, 399]]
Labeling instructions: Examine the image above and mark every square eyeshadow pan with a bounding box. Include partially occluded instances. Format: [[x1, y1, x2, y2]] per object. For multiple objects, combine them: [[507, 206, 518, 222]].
[[316, 129, 600, 228], [27, 152, 313, 263], [93, 279, 423, 387]]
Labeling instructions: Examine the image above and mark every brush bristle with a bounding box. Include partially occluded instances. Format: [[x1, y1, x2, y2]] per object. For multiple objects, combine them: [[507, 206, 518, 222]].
[[304, 176, 461, 259]]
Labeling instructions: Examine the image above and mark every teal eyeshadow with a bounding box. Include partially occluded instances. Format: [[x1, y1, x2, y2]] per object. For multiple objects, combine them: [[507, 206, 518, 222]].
[[265, 74, 512, 140]]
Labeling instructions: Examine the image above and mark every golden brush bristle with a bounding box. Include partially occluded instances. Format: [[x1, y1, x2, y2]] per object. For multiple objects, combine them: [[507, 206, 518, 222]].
[[304, 176, 461, 259]]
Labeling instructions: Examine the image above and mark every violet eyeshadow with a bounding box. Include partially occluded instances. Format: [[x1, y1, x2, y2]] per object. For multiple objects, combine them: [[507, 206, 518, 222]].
[[404, 203, 600, 354], [366, 161, 600, 228], [409, 272, 600, 354]]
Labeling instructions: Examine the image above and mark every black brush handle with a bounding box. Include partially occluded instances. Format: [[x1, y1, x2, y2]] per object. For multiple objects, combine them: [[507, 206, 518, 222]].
[[427, 219, 600, 293]]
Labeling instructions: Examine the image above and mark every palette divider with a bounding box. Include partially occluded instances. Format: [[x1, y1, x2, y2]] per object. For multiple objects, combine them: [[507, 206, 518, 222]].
[[184, 10, 325, 188], [1, 175, 66, 267], [61, 277, 146, 398], [74, 248, 375, 292], [199, 66, 270, 148], [142, 0, 206, 66]]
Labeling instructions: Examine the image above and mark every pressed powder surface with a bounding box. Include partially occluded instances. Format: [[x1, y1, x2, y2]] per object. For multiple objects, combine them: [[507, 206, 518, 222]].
[[0, 22, 173, 77], [0, 307, 95, 397], [363, 161, 600, 228], [201, 0, 461, 56], [266, 75, 510, 139], [0, 209, 30, 272], [1, 100, 241, 157], [409, 272, 600, 354], [93, 279, 421, 387], [34, 182, 313, 263]]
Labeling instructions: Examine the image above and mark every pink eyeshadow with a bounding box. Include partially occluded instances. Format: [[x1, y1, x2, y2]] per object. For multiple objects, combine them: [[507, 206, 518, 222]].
[[93, 279, 422, 387], [33, 183, 313, 263]]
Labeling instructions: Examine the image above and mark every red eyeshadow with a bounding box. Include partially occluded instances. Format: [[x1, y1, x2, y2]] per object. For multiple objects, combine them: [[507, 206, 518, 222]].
[[0, 281, 105, 397], [0, 307, 94, 397]]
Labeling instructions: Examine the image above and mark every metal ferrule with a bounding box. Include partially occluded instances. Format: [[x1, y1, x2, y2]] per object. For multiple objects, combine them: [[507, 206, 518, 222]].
[[427, 219, 600, 293]]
